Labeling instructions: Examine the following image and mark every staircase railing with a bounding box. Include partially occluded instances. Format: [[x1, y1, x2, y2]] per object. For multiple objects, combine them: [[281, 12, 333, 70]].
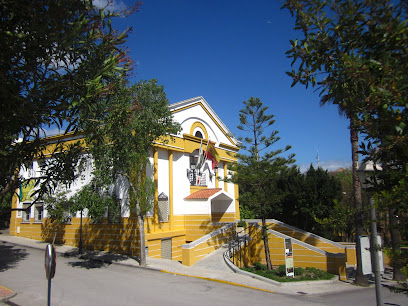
[[227, 227, 250, 268]]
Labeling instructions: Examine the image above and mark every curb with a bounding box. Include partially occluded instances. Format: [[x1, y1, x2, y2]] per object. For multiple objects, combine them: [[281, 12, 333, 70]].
[[159, 270, 275, 294], [223, 249, 340, 286], [0, 285, 16, 302]]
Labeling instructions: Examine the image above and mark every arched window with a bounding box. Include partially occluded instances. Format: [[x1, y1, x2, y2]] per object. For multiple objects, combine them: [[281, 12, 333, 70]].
[[195, 131, 203, 139]]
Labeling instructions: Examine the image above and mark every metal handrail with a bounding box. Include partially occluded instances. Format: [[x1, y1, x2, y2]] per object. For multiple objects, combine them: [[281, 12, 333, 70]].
[[227, 227, 249, 268]]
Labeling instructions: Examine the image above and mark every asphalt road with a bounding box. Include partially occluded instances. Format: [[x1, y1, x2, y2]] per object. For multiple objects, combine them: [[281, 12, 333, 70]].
[[1, 242, 407, 305]]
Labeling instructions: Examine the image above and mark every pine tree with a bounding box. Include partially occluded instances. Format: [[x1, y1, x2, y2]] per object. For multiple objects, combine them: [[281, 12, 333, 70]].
[[230, 97, 295, 270]]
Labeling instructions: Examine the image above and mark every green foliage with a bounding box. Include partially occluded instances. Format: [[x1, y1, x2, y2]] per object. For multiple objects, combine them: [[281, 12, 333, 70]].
[[230, 97, 295, 220], [43, 190, 73, 223], [273, 166, 345, 239], [83, 79, 180, 265], [237, 220, 247, 228], [0, 0, 137, 203], [44, 181, 120, 223], [128, 164, 155, 216], [0, 192, 12, 225], [282, 0, 408, 237], [71, 182, 119, 221], [85, 79, 181, 184], [239, 204, 256, 220], [243, 263, 334, 282], [230, 97, 295, 270]]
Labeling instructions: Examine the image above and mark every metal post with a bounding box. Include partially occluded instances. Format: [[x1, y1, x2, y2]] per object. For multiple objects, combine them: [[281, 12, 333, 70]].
[[369, 196, 383, 306], [47, 276, 51, 306], [79, 209, 83, 255]]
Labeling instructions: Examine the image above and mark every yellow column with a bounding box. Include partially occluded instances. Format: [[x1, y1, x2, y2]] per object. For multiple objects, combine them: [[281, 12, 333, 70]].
[[154, 147, 159, 229], [10, 191, 19, 235], [169, 150, 174, 230], [215, 168, 219, 188], [223, 162, 228, 192], [235, 183, 240, 221]]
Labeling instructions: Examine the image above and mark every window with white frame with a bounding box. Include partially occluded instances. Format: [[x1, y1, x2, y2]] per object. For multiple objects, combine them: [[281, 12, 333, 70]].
[[107, 199, 122, 224], [22, 203, 31, 222], [34, 204, 43, 222]]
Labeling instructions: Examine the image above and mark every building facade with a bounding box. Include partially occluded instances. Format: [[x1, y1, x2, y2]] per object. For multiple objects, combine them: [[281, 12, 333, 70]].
[[9, 96, 240, 263]]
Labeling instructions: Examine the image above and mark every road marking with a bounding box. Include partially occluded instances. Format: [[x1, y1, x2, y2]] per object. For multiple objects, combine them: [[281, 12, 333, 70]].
[[159, 270, 275, 294]]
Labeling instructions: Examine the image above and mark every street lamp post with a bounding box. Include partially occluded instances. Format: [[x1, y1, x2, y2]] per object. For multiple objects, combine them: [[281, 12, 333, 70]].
[[357, 160, 383, 306]]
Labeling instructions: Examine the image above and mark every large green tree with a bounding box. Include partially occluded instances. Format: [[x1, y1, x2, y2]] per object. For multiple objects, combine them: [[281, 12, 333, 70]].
[[282, 0, 371, 285], [276, 166, 344, 240], [230, 97, 295, 270], [84, 79, 180, 266], [282, 0, 407, 283], [0, 0, 137, 211]]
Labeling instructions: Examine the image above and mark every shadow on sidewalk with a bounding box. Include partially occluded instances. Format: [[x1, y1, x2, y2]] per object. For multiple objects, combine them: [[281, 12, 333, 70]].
[[0, 242, 29, 272], [62, 249, 138, 270]]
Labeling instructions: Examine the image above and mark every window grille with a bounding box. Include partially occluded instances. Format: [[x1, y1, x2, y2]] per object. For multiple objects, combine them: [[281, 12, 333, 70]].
[[107, 202, 121, 224], [35, 204, 43, 221], [23, 203, 31, 222], [158, 193, 169, 222], [187, 169, 207, 186]]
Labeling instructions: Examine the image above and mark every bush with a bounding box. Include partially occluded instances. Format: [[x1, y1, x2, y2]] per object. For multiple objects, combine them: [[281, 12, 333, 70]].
[[242, 264, 334, 282], [237, 220, 247, 228], [294, 267, 304, 276]]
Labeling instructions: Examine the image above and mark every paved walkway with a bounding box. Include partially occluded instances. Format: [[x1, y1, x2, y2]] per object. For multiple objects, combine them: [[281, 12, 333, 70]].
[[0, 230, 402, 301]]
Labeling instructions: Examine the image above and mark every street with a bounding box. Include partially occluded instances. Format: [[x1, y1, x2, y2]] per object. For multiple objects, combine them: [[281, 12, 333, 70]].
[[0, 242, 406, 305]]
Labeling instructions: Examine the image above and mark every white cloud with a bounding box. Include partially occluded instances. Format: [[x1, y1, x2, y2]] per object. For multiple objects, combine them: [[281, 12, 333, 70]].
[[299, 160, 351, 173], [93, 0, 128, 12]]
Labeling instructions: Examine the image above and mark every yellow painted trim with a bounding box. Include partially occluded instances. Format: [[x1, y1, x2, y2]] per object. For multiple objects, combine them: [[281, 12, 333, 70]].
[[189, 185, 207, 194], [172, 102, 237, 145], [235, 183, 240, 220], [219, 142, 239, 152], [146, 230, 186, 240], [153, 135, 185, 152], [169, 150, 174, 231], [189, 121, 208, 140], [215, 168, 219, 188], [160, 270, 274, 293], [223, 163, 228, 192], [154, 148, 159, 229]]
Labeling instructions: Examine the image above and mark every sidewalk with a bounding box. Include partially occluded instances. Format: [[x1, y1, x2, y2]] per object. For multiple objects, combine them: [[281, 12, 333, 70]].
[[0, 230, 399, 298]]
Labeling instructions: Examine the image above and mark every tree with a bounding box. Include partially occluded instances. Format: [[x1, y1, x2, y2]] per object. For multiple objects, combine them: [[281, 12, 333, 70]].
[[282, 0, 407, 284], [230, 97, 295, 270], [84, 79, 180, 266], [331, 168, 356, 242], [276, 166, 344, 240], [299, 166, 343, 234], [282, 0, 370, 285], [0, 0, 138, 211]]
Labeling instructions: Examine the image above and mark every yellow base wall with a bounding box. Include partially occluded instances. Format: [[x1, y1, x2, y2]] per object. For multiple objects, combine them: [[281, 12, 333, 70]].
[[233, 225, 347, 280], [267, 221, 357, 266], [182, 225, 235, 266], [9, 212, 236, 262]]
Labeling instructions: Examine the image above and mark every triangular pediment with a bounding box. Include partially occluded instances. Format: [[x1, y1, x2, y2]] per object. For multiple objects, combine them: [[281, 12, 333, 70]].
[[170, 96, 239, 149]]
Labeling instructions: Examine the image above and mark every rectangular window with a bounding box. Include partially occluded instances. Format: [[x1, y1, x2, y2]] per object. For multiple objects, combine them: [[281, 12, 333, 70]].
[[22, 203, 31, 222], [34, 204, 43, 222], [108, 202, 121, 224]]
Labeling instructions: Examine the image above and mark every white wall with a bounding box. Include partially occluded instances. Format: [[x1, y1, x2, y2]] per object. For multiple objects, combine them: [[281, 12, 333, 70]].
[[172, 103, 234, 147], [183, 200, 211, 215], [172, 151, 191, 215]]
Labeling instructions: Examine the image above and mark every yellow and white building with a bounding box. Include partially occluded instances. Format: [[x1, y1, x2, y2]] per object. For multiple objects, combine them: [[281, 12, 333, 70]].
[[9, 96, 240, 265]]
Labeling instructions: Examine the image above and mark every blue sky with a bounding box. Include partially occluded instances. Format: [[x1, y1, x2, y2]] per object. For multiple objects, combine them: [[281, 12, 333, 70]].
[[108, 0, 352, 172]]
